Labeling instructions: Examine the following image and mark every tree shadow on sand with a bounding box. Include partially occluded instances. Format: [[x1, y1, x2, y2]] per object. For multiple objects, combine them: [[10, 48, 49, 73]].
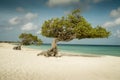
[[37, 51, 102, 57], [61, 53, 102, 57]]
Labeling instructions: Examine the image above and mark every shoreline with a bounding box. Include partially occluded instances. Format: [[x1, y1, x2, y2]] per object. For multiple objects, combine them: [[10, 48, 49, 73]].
[[24, 44, 120, 57], [0, 43, 120, 80], [24, 44, 103, 57]]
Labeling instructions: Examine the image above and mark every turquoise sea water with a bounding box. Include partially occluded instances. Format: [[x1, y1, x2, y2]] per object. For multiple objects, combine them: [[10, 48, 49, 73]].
[[26, 44, 120, 56]]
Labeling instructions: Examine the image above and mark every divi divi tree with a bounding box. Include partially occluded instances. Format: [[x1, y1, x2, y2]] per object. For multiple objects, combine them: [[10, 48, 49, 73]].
[[19, 33, 42, 45], [40, 9, 110, 57]]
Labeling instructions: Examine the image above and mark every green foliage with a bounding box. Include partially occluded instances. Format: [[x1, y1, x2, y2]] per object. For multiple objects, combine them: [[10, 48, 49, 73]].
[[19, 33, 42, 45], [41, 9, 110, 42]]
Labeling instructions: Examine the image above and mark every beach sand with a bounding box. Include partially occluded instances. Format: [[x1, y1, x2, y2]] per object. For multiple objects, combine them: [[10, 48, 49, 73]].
[[0, 43, 120, 80]]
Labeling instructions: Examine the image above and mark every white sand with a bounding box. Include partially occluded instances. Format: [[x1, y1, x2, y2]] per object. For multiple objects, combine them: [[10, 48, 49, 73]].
[[0, 43, 120, 80]]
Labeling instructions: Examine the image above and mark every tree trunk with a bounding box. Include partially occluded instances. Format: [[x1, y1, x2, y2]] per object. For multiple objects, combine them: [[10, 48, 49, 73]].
[[47, 38, 58, 56], [37, 38, 59, 57], [51, 38, 58, 49]]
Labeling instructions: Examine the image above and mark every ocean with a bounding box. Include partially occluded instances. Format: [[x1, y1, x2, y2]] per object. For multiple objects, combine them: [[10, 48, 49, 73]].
[[26, 44, 120, 57]]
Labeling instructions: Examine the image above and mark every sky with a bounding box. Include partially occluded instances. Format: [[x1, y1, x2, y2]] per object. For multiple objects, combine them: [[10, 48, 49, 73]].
[[0, 0, 120, 45]]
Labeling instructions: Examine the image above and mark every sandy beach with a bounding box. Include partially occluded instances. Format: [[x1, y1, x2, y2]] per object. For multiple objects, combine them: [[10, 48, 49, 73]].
[[0, 43, 120, 80]]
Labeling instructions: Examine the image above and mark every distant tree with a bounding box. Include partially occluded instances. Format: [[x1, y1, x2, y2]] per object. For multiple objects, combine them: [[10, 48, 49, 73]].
[[39, 9, 110, 57], [19, 33, 42, 45]]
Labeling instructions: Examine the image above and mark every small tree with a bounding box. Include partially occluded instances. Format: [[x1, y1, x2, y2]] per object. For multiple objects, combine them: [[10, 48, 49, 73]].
[[19, 33, 42, 45], [40, 9, 110, 57]]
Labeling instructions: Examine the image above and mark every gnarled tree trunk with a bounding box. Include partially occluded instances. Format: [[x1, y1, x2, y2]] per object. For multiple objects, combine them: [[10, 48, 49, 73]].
[[47, 38, 58, 56], [37, 38, 60, 57]]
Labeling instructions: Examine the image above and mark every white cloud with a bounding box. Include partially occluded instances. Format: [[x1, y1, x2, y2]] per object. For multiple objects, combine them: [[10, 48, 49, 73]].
[[25, 12, 38, 20], [8, 12, 38, 32], [64, 11, 71, 15], [47, 0, 104, 7], [114, 17, 120, 25], [47, 0, 79, 7], [16, 7, 25, 12], [103, 17, 120, 28], [9, 12, 38, 25], [103, 22, 114, 28], [110, 7, 120, 18], [114, 30, 120, 38], [21, 22, 38, 31], [9, 16, 20, 25], [103, 7, 120, 28], [36, 30, 41, 34]]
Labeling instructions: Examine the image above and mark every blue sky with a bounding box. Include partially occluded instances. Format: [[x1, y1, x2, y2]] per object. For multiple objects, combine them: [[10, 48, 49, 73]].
[[0, 0, 120, 45]]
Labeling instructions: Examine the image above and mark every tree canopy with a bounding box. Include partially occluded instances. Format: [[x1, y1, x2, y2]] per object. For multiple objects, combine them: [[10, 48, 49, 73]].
[[41, 9, 110, 42], [19, 33, 42, 45]]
